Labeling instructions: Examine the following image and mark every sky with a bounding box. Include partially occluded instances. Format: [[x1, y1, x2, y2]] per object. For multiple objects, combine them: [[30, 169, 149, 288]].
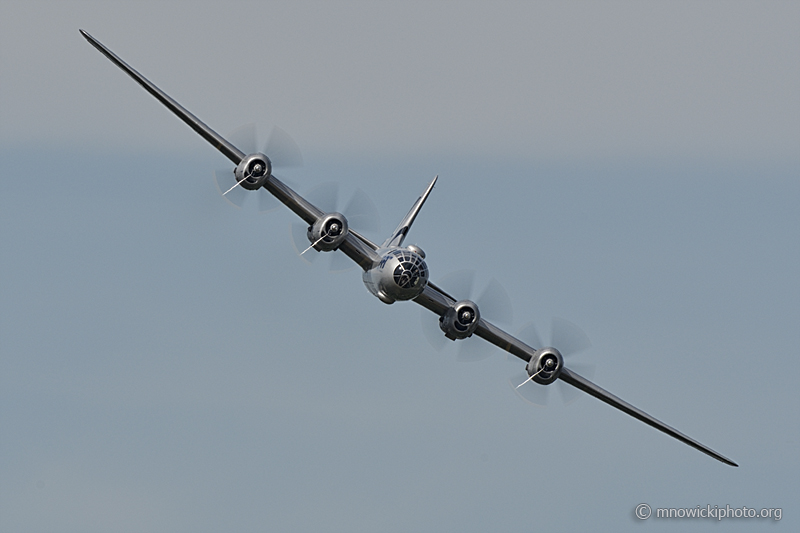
[[1, 1, 798, 532]]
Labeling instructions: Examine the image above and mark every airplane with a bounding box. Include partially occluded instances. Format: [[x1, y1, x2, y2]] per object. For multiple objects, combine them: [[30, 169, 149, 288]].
[[80, 30, 737, 467]]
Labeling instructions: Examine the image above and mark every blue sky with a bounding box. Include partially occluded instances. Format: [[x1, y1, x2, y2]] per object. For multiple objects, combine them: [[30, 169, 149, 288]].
[[1, 2, 798, 531]]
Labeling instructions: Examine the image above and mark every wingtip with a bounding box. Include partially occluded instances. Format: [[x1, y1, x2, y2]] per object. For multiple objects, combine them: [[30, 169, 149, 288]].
[[79, 29, 95, 43], [713, 454, 738, 467], [559, 368, 739, 468]]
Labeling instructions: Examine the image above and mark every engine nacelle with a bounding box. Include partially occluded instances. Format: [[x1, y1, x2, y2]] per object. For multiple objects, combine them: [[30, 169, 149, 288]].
[[307, 213, 349, 251], [526, 347, 564, 385], [234, 153, 272, 190], [439, 300, 480, 340]]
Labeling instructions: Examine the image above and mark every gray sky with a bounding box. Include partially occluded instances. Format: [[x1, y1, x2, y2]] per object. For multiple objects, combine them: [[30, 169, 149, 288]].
[[2, 2, 798, 532]]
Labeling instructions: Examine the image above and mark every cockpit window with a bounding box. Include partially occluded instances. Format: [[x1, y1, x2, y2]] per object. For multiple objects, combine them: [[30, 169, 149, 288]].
[[392, 252, 428, 289]]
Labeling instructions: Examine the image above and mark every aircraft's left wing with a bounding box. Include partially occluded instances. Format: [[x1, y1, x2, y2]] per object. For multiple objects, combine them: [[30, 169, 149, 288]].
[[414, 283, 738, 467]]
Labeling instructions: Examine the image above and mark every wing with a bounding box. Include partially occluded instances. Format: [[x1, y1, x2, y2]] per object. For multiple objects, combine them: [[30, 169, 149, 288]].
[[80, 30, 244, 165], [414, 283, 738, 467], [80, 30, 380, 270]]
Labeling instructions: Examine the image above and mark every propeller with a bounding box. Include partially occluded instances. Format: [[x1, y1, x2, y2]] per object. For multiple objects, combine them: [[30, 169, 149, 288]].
[[510, 318, 595, 406], [421, 270, 513, 362], [290, 182, 380, 271], [214, 124, 303, 211]]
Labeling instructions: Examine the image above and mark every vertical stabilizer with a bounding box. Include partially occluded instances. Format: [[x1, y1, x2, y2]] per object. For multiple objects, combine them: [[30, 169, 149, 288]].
[[382, 176, 437, 248]]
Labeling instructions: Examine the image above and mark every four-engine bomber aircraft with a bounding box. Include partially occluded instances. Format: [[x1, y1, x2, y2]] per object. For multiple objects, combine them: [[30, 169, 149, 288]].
[[81, 30, 737, 467]]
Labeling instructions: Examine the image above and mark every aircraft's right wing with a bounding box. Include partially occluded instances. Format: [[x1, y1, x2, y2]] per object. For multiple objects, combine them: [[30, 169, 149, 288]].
[[260, 175, 379, 270], [81, 30, 381, 271], [414, 283, 738, 467]]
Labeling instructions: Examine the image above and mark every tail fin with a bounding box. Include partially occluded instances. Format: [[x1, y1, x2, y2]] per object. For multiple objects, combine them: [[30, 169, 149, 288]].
[[382, 176, 437, 248]]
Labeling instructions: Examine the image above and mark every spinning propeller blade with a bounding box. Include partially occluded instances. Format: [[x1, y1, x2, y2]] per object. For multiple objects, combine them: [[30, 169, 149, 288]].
[[80, 30, 301, 213], [290, 182, 380, 271], [458, 276, 512, 362], [265, 126, 303, 168], [227, 123, 258, 156], [214, 169, 248, 208], [550, 317, 591, 358], [421, 271, 513, 362], [510, 318, 595, 406], [505, 318, 736, 466], [214, 124, 304, 211]]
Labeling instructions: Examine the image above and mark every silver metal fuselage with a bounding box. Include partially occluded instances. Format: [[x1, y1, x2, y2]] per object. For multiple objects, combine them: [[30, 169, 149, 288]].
[[362, 248, 429, 304]]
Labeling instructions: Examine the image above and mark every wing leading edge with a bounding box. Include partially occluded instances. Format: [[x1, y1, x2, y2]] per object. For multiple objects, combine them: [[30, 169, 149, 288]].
[[80, 30, 244, 165], [414, 284, 738, 466], [80, 30, 380, 271]]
